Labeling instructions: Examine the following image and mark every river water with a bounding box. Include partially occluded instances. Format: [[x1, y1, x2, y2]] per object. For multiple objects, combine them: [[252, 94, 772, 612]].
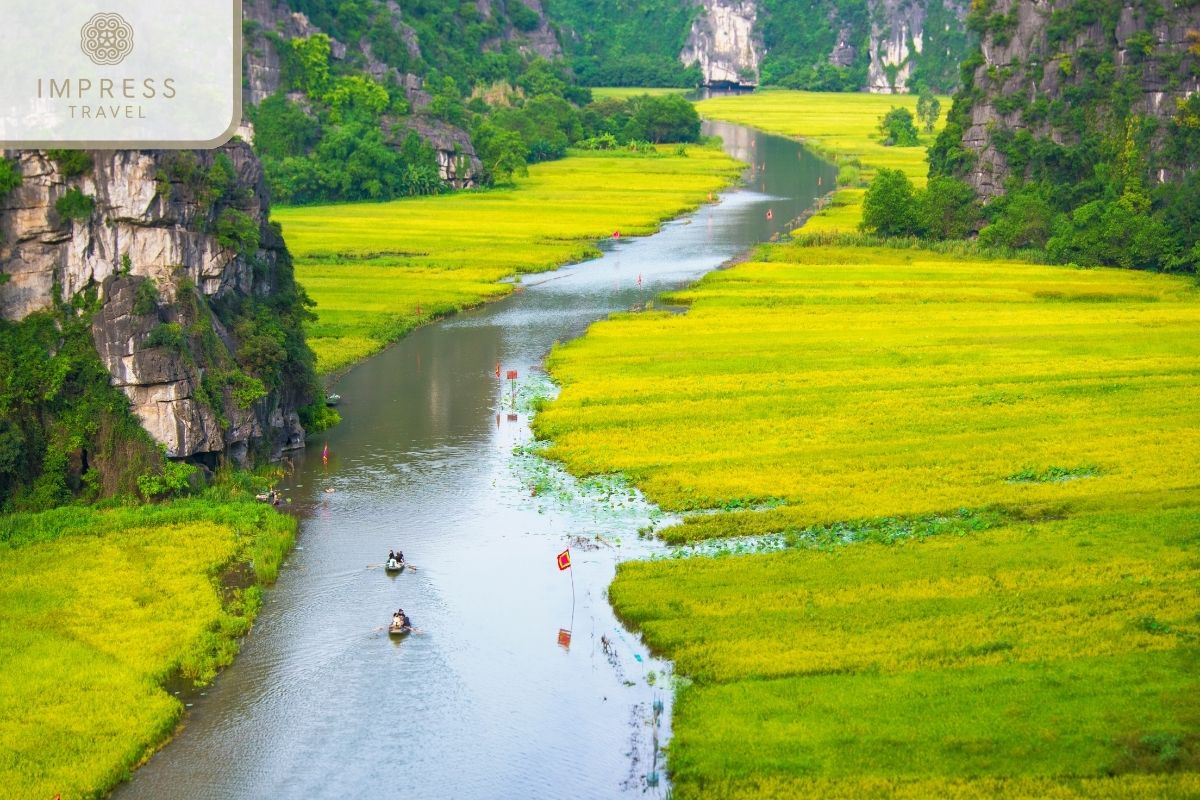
[[114, 121, 833, 800]]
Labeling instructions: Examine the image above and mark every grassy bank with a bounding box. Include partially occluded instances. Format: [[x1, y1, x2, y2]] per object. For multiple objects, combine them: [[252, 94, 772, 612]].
[[696, 90, 948, 232], [275, 144, 743, 375], [537, 240, 1200, 797], [0, 499, 296, 799]]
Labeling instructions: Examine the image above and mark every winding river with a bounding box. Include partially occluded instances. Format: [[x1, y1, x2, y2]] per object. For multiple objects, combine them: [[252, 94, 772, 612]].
[[114, 120, 833, 799]]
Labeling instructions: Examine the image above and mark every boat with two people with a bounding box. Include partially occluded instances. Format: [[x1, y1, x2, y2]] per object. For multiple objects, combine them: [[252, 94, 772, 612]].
[[389, 608, 413, 637], [385, 549, 406, 573]]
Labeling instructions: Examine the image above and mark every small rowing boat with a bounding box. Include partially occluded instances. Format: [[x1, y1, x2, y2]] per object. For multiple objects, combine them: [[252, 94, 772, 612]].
[[389, 622, 412, 636], [385, 558, 406, 573]]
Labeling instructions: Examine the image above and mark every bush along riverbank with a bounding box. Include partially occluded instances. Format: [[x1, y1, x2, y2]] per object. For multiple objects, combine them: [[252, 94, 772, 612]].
[[0, 491, 296, 799]]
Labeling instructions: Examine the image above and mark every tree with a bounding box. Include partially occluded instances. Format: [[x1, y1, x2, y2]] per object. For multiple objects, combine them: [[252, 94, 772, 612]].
[[476, 125, 529, 184], [860, 168, 919, 236], [288, 35, 332, 97], [916, 86, 942, 134], [917, 177, 980, 240], [878, 107, 921, 146], [627, 95, 700, 143]]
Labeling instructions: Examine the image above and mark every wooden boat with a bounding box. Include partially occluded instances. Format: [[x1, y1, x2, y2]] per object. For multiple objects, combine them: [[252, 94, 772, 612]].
[[389, 620, 413, 636], [384, 558, 406, 573]]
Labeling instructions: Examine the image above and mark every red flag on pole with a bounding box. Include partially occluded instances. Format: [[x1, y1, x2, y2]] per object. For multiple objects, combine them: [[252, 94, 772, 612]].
[[557, 549, 571, 571], [557, 628, 572, 650]]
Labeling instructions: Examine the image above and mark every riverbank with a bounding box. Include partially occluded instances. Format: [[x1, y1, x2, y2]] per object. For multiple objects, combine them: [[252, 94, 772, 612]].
[[696, 89, 948, 232], [274, 144, 743, 376], [535, 92, 1200, 798], [0, 497, 296, 799]]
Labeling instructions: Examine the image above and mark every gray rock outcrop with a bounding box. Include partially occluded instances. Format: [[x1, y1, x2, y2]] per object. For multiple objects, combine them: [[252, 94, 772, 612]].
[[958, 0, 1200, 198], [681, 0, 763, 87], [0, 143, 310, 462]]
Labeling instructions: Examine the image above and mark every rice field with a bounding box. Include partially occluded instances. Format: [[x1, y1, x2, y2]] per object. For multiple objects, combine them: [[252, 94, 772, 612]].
[[536, 243, 1200, 797], [696, 90, 948, 231], [275, 145, 743, 374], [0, 501, 296, 800], [589, 87, 692, 100]]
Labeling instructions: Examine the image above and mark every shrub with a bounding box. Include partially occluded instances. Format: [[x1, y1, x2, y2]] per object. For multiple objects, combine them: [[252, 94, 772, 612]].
[[145, 322, 187, 352], [0, 157, 21, 197], [836, 164, 861, 187], [136, 459, 197, 500], [55, 188, 95, 222], [917, 177, 981, 240], [215, 208, 260, 255], [47, 149, 93, 178], [132, 280, 159, 316], [877, 107, 921, 146], [860, 168, 919, 236]]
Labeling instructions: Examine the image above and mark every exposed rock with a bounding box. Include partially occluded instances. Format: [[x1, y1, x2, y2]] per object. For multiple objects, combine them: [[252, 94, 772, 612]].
[[389, 116, 484, 189], [681, 0, 763, 87], [510, 0, 563, 60], [0, 143, 311, 462], [243, 0, 330, 107], [958, 0, 1200, 198], [829, 22, 858, 69], [867, 0, 926, 93]]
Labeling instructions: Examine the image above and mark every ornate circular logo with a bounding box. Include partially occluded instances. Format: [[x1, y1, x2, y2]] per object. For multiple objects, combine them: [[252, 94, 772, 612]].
[[80, 12, 134, 66]]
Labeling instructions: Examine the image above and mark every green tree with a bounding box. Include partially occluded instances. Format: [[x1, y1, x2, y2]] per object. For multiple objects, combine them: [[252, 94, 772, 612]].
[[978, 188, 1057, 250], [916, 176, 980, 240], [0, 158, 20, 198], [915, 87, 942, 134], [878, 107, 921, 146], [477, 125, 529, 184], [627, 95, 700, 143], [860, 168, 920, 236], [288, 34, 332, 97]]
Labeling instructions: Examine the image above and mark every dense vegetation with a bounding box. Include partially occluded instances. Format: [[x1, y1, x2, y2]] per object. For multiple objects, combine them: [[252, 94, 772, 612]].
[[274, 142, 741, 373], [0, 298, 162, 512], [548, 0, 969, 92], [921, 0, 1200, 273], [0, 496, 296, 799], [545, 0, 702, 87], [250, 22, 704, 203]]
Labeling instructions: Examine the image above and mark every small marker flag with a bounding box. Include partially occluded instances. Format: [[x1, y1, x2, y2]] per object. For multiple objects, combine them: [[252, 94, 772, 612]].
[[557, 549, 571, 571], [506, 369, 518, 381], [558, 628, 572, 650]]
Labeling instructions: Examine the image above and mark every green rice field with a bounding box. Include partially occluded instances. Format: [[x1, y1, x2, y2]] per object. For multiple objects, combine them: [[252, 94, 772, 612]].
[[537, 240, 1200, 797], [275, 145, 742, 374]]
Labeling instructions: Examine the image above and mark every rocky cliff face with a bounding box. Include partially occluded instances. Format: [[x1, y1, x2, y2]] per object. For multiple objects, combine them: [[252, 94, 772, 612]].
[[0, 144, 313, 463], [866, 0, 969, 93], [681, 0, 763, 87], [867, 0, 925, 92], [953, 0, 1200, 198]]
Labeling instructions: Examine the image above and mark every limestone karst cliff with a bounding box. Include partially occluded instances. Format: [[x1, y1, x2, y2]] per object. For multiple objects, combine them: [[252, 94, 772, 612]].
[[681, 0, 764, 87], [0, 143, 317, 490], [935, 0, 1200, 199]]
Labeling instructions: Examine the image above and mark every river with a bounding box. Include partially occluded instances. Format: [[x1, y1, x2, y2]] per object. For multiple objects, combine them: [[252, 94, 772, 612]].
[[114, 120, 833, 799]]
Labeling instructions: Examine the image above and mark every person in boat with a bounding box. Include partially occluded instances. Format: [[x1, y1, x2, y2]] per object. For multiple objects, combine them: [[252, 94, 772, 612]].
[[392, 610, 404, 629], [388, 549, 397, 564]]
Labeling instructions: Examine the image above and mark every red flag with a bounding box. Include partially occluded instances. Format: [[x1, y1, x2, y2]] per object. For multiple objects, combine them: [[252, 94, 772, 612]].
[[495, 362, 501, 378], [557, 628, 572, 650], [557, 549, 571, 571], [506, 369, 518, 381]]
